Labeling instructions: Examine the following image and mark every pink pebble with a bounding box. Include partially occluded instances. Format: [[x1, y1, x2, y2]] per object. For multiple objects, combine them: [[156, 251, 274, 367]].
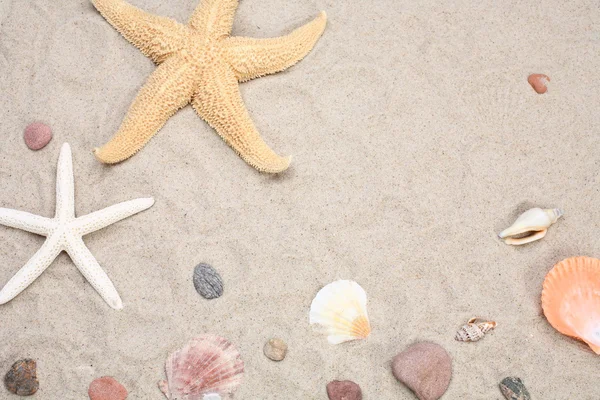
[[392, 342, 452, 400], [24, 122, 52, 150], [327, 380, 362, 400], [88, 376, 127, 400], [528, 74, 550, 94]]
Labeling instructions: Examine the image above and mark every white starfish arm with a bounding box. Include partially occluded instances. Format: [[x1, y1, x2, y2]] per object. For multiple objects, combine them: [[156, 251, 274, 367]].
[[65, 235, 123, 310], [188, 0, 238, 39], [73, 197, 154, 236], [0, 208, 54, 235], [0, 234, 62, 305], [55, 143, 75, 220]]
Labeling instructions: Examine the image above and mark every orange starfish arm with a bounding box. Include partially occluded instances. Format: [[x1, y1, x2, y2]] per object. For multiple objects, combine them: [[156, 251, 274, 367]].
[[223, 12, 327, 82], [91, 0, 187, 63], [192, 61, 290, 173], [188, 0, 238, 39], [94, 56, 197, 164]]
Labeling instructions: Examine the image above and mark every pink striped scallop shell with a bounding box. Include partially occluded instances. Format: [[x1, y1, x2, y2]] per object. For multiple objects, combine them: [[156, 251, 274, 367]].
[[158, 335, 244, 399]]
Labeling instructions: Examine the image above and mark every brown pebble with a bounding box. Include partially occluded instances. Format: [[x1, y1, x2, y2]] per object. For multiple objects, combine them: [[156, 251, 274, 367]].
[[391, 342, 452, 400], [326, 380, 362, 400], [88, 376, 128, 400], [4, 358, 39, 396], [263, 338, 287, 361], [528, 74, 550, 94], [24, 122, 52, 150]]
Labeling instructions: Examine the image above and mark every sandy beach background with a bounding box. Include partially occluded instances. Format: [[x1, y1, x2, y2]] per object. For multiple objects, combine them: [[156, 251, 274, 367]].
[[1, 0, 599, 398]]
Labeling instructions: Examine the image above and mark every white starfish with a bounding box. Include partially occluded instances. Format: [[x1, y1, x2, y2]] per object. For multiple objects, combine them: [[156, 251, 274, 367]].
[[0, 143, 154, 309]]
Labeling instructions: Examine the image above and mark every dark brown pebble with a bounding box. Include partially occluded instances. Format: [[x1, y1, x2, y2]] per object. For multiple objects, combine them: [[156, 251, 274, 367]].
[[4, 359, 39, 396], [499, 377, 531, 400]]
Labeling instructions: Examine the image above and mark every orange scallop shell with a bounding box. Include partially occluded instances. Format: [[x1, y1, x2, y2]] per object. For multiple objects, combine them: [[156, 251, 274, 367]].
[[542, 256, 600, 354]]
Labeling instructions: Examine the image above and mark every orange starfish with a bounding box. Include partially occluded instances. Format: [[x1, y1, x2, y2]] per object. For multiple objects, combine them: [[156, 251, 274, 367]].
[[91, 0, 327, 173]]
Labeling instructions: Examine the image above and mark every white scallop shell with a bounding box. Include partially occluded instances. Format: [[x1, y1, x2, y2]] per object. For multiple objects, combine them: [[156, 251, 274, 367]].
[[309, 280, 371, 344], [158, 335, 244, 399]]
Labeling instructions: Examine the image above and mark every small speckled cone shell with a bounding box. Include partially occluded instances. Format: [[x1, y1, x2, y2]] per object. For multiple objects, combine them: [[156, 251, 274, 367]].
[[309, 280, 371, 344], [542, 256, 600, 354], [455, 318, 497, 342], [158, 335, 244, 399]]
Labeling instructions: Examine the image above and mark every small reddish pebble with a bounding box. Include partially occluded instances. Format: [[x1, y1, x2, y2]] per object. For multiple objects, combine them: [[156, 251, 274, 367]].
[[88, 376, 127, 400], [24, 122, 52, 150], [327, 380, 363, 400], [528, 74, 550, 94]]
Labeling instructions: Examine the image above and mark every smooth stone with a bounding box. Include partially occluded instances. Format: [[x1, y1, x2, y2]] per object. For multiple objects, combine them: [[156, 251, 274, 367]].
[[391, 342, 452, 400], [263, 338, 288, 361], [24, 122, 52, 150], [326, 380, 362, 400], [88, 376, 128, 400], [4, 358, 39, 396], [193, 263, 223, 299], [499, 377, 531, 400], [527, 74, 550, 94]]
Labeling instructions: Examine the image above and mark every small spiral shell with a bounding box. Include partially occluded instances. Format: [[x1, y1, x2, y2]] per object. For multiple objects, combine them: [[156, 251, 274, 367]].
[[455, 318, 497, 342]]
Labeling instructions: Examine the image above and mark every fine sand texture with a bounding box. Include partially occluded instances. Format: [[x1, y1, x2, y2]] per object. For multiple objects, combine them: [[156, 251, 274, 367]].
[[1, 0, 600, 398]]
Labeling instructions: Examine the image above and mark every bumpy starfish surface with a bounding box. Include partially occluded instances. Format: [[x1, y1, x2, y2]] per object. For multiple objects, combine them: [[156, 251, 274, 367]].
[[91, 0, 327, 173], [0, 144, 154, 309]]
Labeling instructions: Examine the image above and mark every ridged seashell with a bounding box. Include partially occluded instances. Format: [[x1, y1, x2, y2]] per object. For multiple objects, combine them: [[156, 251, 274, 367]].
[[193, 263, 224, 299], [309, 280, 371, 344], [498, 208, 563, 245], [542, 256, 600, 354], [499, 377, 531, 400], [202, 394, 222, 400], [455, 318, 497, 342], [158, 335, 244, 399]]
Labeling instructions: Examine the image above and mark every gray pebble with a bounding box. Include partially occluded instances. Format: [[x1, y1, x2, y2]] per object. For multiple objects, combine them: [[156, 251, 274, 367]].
[[193, 263, 223, 299], [499, 377, 531, 400]]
